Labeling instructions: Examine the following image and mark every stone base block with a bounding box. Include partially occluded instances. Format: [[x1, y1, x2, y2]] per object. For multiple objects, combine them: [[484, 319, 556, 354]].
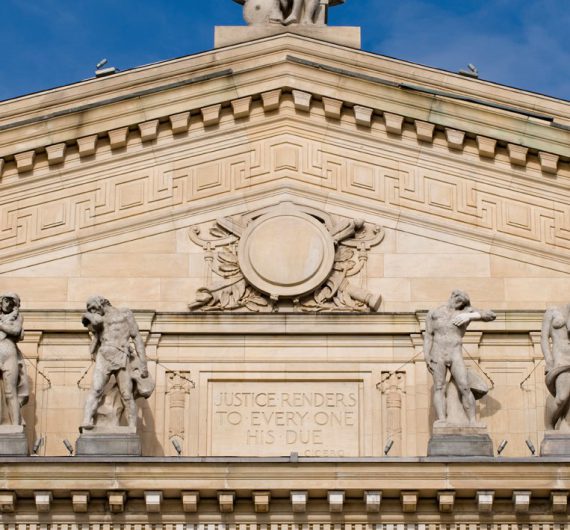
[[432, 422, 489, 436], [0, 425, 28, 455], [215, 26, 361, 49], [540, 431, 570, 456], [76, 428, 141, 456], [428, 434, 494, 457]]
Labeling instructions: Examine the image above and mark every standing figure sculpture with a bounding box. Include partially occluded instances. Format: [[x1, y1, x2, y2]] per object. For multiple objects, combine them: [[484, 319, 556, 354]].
[[0, 293, 28, 426], [424, 290, 496, 427], [541, 305, 570, 431], [80, 296, 154, 432]]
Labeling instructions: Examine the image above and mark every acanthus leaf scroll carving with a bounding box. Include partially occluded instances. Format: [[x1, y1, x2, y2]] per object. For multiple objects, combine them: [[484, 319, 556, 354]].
[[299, 219, 384, 313], [188, 223, 272, 313], [188, 202, 384, 313]]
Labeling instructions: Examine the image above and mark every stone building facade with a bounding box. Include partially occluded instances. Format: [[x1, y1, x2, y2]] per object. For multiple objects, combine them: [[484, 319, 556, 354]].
[[0, 7, 569, 530]]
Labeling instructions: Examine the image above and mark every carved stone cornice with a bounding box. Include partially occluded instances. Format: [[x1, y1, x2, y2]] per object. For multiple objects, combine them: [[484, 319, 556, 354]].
[[0, 85, 566, 178], [20, 309, 543, 335], [0, 35, 567, 175], [21, 309, 156, 332], [0, 459, 568, 520]]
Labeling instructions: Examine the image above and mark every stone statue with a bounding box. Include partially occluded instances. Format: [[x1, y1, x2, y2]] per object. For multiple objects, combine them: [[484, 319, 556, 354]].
[[0, 293, 28, 426], [80, 296, 154, 432], [541, 305, 570, 431], [233, 0, 345, 26], [424, 290, 496, 428]]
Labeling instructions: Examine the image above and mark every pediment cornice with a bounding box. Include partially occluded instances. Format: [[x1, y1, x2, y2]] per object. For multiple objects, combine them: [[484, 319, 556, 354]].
[[20, 308, 542, 334], [0, 95, 569, 274], [0, 34, 568, 168]]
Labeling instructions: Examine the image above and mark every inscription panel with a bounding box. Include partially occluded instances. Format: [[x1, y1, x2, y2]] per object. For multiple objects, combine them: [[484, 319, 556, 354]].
[[209, 381, 362, 456]]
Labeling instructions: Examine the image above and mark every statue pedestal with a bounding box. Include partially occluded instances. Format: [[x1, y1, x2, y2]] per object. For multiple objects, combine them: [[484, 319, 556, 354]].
[[0, 425, 28, 456], [215, 25, 361, 49], [76, 426, 141, 456], [428, 424, 493, 457], [540, 431, 570, 456]]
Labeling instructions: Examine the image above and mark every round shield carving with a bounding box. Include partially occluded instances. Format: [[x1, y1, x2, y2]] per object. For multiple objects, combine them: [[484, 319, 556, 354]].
[[238, 210, 335, 298]]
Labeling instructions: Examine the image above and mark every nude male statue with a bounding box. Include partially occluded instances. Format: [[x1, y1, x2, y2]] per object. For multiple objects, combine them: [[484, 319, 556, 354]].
[[0, 293, 28, 426], [80, 296, 150, 431], [424, 290, 496, 426], [541, 304, 570, 430]]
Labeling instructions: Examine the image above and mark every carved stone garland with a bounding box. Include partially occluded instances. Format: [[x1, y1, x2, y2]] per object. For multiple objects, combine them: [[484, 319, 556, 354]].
[[188, 202, 384, 313]]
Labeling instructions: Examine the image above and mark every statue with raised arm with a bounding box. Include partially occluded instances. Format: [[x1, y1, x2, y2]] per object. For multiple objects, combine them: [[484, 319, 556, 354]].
[[80, 296, 154, 432], [541, 305, 570, 431], [424, 290, 496, 428], [0, 293, 28, 427]]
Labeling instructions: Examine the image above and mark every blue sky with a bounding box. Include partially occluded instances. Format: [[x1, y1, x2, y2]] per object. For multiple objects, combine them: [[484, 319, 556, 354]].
[[0, 0, 568, 102]]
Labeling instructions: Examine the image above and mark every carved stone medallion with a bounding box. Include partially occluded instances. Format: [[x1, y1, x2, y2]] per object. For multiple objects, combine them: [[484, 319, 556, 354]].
[[188, 202, 384, 313], [238, 208, 335, 298]]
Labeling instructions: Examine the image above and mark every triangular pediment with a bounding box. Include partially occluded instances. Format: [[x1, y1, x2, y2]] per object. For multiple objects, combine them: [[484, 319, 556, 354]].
[[1, 85, 569, 275], [0, 33, 568, 280]]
